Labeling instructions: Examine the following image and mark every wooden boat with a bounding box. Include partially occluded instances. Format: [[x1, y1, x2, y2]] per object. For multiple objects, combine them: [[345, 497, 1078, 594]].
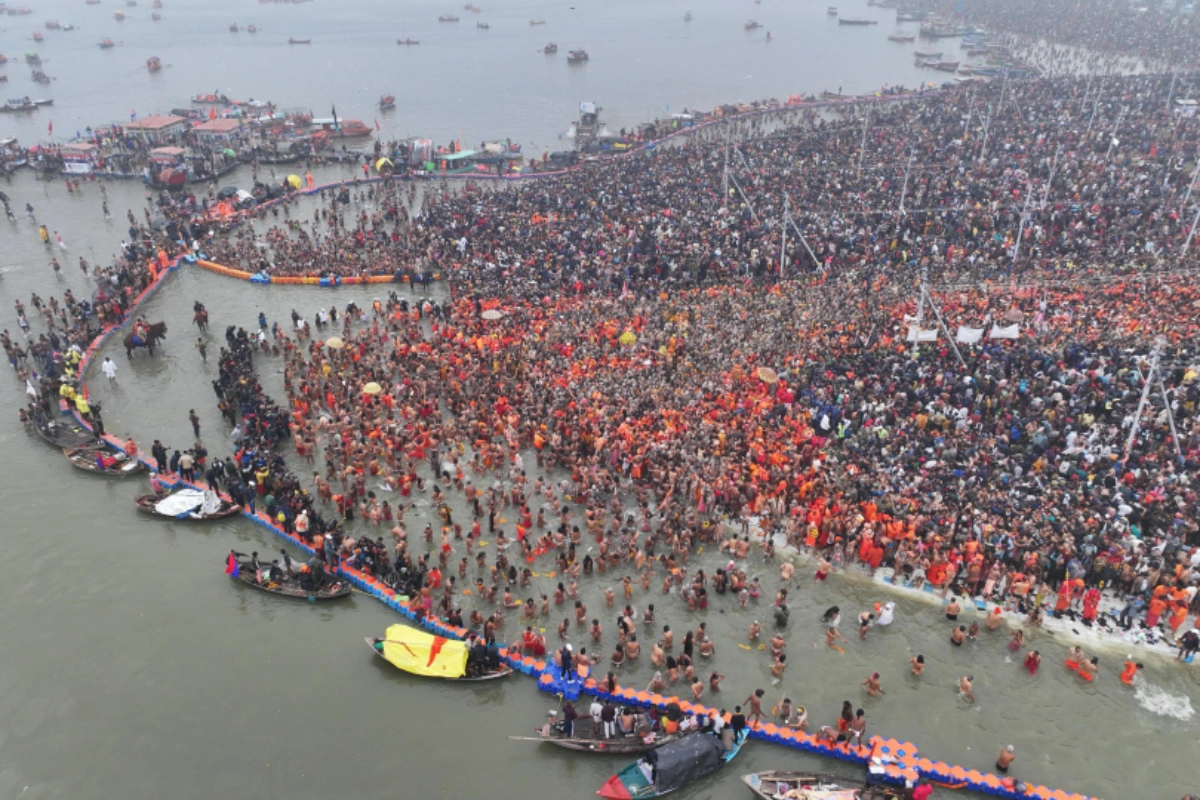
[[136, 489, 242, 520], [99, 39, 115, 48], [232, 563, 351, 601], [438, 15, 460, 21], [146, 56, 161, 71], [913, 49, 942, 57], [931, 59, 960, 71], [476, 21, 489, 28], [366, 624, 514, 681], [543, 42, 557, 53], [598, 730, 749, 800], [378, 94, 395, 110], [246, 24, 256, 32], [32, 32, 44, 41], [887, 32, 915, 41], [827, 6, 838, 14], [529, 19, 545, 25], [513, 717, 680, 754], [396, 38, 420, 45], [152, 12, 161, 20], [113, 10, 125, 19], [744, 19, 761, 29], [62, 444, 146, 477], [34, 418, 95, 449], [229, 22, 238, 31], [192, 93, 230, 104], [567, 48, 588, 62], [684, 11, 691, 21], [838, 18, 878, 24], [288, 37, 311, 43], [741, 771, 903, 800], [31, 70, 51, 83]]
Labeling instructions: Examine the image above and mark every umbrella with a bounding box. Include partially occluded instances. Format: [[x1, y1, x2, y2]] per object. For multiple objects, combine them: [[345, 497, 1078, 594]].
[[222, 148, 236, 157], [375, 157, 393, 172], [217, 186, 239, 199], [286, 174, 302, 189], [362, 381, 382, 395], [618, 331, 637, 346], [325, 337, 344, 350], [756, 366, 778, 383], [481, 309, 504, 320]]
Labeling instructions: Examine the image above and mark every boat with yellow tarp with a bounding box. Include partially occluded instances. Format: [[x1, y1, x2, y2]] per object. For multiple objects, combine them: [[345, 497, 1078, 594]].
[[365, 625, 513, 681]]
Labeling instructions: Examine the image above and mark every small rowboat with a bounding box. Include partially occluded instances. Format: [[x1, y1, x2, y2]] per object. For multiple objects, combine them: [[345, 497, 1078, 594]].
[[233, 563, 351, 601], [511, 717, 680, 754], [741, 771, 903, 800], [598, 730, 749, 800], [35, 419, 95, 449], [136, 489, 242, 520], [63, 444, 147, 477], [366, 625, 514, 681], [288, 37, 311, 43]]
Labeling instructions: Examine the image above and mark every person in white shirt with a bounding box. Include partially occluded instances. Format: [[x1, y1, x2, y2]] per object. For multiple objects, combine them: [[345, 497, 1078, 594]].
[[101, 357, 117, 384], [589, 700, 603, 727]]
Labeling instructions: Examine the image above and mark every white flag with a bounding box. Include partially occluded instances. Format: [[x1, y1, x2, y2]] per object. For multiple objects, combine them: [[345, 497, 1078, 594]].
[[956, 327, 985, 344], [989, 324, 1020, 339], [906, 326, 938, 343]]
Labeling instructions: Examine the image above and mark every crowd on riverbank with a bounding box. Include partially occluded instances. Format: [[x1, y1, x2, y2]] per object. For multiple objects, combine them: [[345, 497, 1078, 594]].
[[198, 71, 1198, 291]]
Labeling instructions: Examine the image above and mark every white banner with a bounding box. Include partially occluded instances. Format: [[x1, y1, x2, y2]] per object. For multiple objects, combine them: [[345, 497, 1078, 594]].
[[956, 326, 985, 344], [906, 326, 939, 343], [989, 324, 1020, 340]]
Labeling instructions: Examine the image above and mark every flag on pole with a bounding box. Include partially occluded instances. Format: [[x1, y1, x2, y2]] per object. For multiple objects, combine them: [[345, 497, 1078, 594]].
[[209, 106, 217, 120], [47, 120, 53, 135], [374, 118, 380, 131], [331, 105, 339, 131]]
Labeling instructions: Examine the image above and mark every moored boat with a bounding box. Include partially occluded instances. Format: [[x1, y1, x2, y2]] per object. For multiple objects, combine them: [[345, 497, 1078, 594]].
[[35, 418, 95, 448], [192, 92, 230, 104], [62, 444, 146, 477], [136, 488, 242, 520], [741, 772, 903, 800], [230, 560, 351, 601], [913, 49, 941, 57], [514, 715, 680, 754], [312, 117, 371, 138], [838, 17, 878, 24], [597, 729, 750, 800], [366, 624, 514, 681], [887, 32, 915, 41]]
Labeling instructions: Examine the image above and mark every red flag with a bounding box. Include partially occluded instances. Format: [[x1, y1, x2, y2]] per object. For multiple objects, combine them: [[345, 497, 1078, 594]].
[[47, 120, 53, 135], [209, 107, 216, 120], [374, 118, 380, 131]]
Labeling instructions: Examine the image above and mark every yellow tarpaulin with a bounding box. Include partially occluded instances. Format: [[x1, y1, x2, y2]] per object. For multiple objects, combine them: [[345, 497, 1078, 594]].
[[378, 624, 468, 678]]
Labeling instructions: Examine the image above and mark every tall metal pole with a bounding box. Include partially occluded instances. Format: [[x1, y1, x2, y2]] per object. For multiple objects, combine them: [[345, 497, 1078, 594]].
[[978, 103, 994, 163], [1166, 71, 1178, 113], [1040, 144, 1062, 210], [1105, 106, 1125, 162], [897, 149, 916, 220], [1184, 203, 1200, 257], [1086, 79, 1103, 135], [857, 109, 869, 180], [1181, 163, 1199, 217], [910, 267, 927, 359], [722, 124, 730, 209], [1012, 184, 1033, 265], [780, 194, 788, 280], [1123, 338, 1163, 463]]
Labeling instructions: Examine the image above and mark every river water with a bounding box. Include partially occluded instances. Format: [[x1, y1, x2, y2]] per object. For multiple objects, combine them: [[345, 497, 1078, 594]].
[[2, 3, 1199, 800]]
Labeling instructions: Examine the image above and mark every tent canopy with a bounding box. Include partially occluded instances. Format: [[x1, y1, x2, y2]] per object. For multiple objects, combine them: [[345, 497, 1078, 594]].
[[647, 732, 725, 793], [378, 624, 468, 678]]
